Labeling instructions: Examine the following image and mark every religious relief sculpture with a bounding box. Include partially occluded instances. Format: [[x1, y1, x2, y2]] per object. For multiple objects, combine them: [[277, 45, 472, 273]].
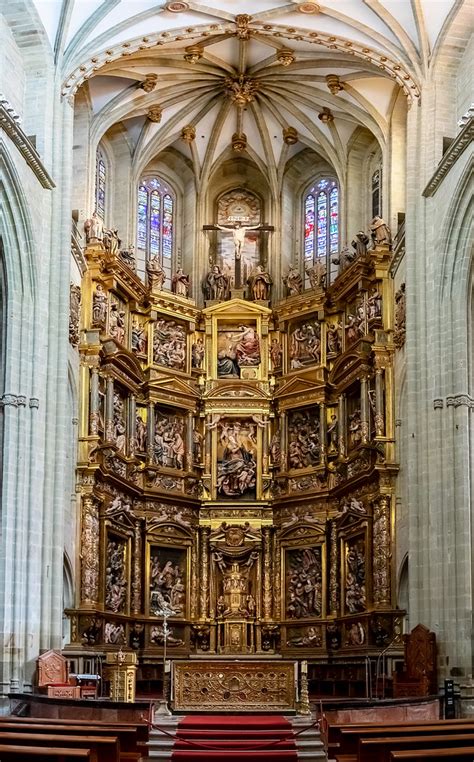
[[306, 259, 326, 289], [289, 319, 321, 369], [216, 221, 261, 261], [348, 409, 362, 448], [109, 299, 126, 345], [135, 411, 147, 453], [247, 264, 272, 301], [119, 245, 136, 271], [113, 392, 127, 453], [286, 626, 322, 648], [370, 216, 391, 246], [269, 338, 282, 370], [84, 211, 103, 243], [105, 539, 127, 613], [146, 256, 166, 291], [150, 625, 184, 647], [104, 622, 126, 645], [131, 317, 147, 355], [332, 245, 355, 273], [150, 551, 186, 616], [69, 284, 81, 346], [351, 231, 370, 258], [327, 413, 339, 455], [394, 283, 406, 349], [283, 266, 303, 296], [171, 267, 190, 297], [204, 265, 230, 301], [326, 322, 343, 356], [153, 319, 186, 371], [345, 621, 366, 646], [270, 429, 281, 468], [217, 325, 260, 378], [345, 539, 366, 613], [103, 228, 120, 256], [92, 284, 107, 327], [288, 408, 320, 469], [153, 410, 185, 470], [367, 290, 382, 321], [191, 339, 205, 369], [216, 420, 257, 498], [286, 547, 323, 619]]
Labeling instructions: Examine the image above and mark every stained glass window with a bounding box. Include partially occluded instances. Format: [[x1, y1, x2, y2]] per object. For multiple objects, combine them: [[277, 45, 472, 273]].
[[304, 178, 338, 285], [95, 150, 106, 219], [136, 177, 175, 287], [372, 169, 382, 219]]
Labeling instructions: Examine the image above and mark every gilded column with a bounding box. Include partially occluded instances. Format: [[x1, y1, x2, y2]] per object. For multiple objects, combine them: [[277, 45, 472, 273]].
[[373, 496, 391, 607], [89, 367, 100, 435], [262, 527, 273, 619], [80, 495, 100, 607], [273, 533, 281, 620], [262, 415, 269, 475], [190, 533, 199, 619], [129, 394, 136, 455], [319, 402, 327, 465], [131, 519, 142, 614], [199, 526, 210, 619], [105, 376, 114, 442], [374, 369, 385, 437], [280, 411, 287, 471], [205, 415, 212, 474], [329, 519, 338, 616], [360, 376, 369, 444], [338, 394, 346, 458], [186, 411, 193, 471], [147, 402, 155, 464]]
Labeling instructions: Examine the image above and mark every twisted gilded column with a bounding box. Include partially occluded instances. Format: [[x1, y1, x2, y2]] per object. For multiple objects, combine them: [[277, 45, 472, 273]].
[[105, 376, 114, 442], [199, 526, 210, 619], [373, 496, 391, 607], [280, 412, 287, 471], [329, 519, 339, 616], [147, 402, 155, 464], [338, 394, 346, 458], [262, 415, 269, 475], [89, 367, 100, 435], [80, 495, 100, 608], [131, 519, 142, 614], [273, 533, 281, 620], [128, 394, 136, 455], [319, 402, 327, 465], [360, 376, 370, 444], [374, 369, 385, 437], [262, 527, 273, 619], [190, 533, 199, 619], [186, 411, 194, 471]]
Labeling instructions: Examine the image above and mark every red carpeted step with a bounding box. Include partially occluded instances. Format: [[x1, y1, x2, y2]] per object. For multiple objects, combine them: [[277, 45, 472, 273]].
[[174, 740, 296, 748], [171, 753, 298, 761], [176, 730, 293, 739], [178, 715, 291, 729]]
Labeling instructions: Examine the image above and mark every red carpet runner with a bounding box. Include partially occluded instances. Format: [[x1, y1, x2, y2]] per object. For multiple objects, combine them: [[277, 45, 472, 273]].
[[171, 714, 298, 760]]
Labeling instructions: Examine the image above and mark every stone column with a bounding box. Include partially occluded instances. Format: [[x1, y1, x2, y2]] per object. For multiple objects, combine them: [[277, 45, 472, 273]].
[[146, 402, 155, 464], [338, 395, 346, 458], [262, 527, 273, 619], [374, 369, 385, 437], [319, 402, 327, 465], [329, 520, 339, 616], [131, 520, 142, 615], [128, 394, 136, 455], [360, 376, 369, 444], [80, 496, 100, 607], [105, 377, 114, 442], [373, 496, 391, 607], [89, 367, 100, 435], [199, 527, 210, 620]]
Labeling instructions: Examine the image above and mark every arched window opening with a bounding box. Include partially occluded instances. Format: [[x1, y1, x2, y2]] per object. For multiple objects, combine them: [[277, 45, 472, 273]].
[[137, 177, 175, 288], [304, 178, 338, 287], [95, 150, 106, 220], [372, 168, 382, 219]]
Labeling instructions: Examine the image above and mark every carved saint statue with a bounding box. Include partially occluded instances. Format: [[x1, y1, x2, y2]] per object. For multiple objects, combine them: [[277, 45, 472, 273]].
[[351, 231, 370, 257], [171, 267, 190, 297], [84, 211, 103, 243], [103, 228, 120, 256], [283, 266, 303, 296], [269, 338, 282, 370], [205, 265, 230, 301], [92, 283, 107, 326], [306, 259, 326, 289], [247, 264, 272, 301], [146, 255, 166, 291], [332, 245, 355, 272], [191, 339, 205, 369], [370, 216, 391, 245]]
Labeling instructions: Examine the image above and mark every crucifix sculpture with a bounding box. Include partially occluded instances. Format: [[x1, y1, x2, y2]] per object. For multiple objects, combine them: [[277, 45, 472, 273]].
[[204, 221, 274, 289]]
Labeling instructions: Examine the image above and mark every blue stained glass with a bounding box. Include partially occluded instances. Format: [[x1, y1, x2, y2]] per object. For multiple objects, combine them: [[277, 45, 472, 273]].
[[304, 194, 315, 262], [96, 154, 106, 219], [137, 185, 148, 250], [329, 186, 339, 253], [150, 191, 161, 256], [317, 191, 327, 258], [162, 194, 173, 261]]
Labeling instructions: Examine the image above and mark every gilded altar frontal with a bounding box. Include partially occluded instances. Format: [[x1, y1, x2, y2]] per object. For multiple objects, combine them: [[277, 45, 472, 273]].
[[69, 223, 403, 676]]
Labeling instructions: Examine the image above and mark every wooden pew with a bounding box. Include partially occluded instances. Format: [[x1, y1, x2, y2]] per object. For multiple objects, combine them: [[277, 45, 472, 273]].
[[0, 732, 119, 762], [1, 715, 149, 746], [0, 744, 93, 761], [337, 723, 474, 755], [360, 733, 474, 762], [328, 719, 472, 756], [0, 721, 140, 757], [390, 749, 474, 761]]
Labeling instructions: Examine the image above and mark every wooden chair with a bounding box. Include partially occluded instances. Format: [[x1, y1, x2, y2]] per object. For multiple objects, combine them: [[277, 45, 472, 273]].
[[393, 624, 437, 697]]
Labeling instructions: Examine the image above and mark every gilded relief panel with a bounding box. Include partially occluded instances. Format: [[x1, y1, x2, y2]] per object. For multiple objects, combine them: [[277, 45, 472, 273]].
[[153, 317, 187, 372], [217, 322, 261, 379], [216, 419, 258, 499], [285, 547, 323, 620], [147, 544, 187, 618]]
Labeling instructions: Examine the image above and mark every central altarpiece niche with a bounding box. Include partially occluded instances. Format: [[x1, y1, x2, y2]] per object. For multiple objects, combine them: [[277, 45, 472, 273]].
[[68, 204, 402, 699]]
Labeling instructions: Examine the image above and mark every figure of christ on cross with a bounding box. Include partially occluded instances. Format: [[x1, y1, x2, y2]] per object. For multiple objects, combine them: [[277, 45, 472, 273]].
[[204, 220, 274, 288]]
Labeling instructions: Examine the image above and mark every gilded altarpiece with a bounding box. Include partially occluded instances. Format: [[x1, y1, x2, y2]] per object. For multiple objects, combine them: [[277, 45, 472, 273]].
[[68, 236, 403, 704]]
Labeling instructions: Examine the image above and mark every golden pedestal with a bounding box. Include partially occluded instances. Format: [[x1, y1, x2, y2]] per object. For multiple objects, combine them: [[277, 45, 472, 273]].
[[104, 651, 137, 702]]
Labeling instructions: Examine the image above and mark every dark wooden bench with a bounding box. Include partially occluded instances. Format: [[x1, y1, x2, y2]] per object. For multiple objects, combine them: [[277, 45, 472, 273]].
[[390, 749, 474, 761], [338, 723, 474, 755], [0, 744, 93, 761], [0, 721, 140, 757], [360, 733, 474, 762], [0, 732, 119, 762], [1, 715, 149, 746]]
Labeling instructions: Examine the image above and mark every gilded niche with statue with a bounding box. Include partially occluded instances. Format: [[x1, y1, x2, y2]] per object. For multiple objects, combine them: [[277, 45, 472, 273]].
[[68, 213, 402, 691]]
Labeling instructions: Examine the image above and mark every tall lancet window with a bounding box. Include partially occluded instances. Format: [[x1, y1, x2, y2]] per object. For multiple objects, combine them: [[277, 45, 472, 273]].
[[95, 150, 106, 219], [137, 177, 175, 287], [372, 168, 382, 219], [304, 178, 339, 286]]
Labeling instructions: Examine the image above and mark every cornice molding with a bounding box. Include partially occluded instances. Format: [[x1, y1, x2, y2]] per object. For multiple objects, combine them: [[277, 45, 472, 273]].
[[423, 118, 473, 198], [0, 103, 55, 190]]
